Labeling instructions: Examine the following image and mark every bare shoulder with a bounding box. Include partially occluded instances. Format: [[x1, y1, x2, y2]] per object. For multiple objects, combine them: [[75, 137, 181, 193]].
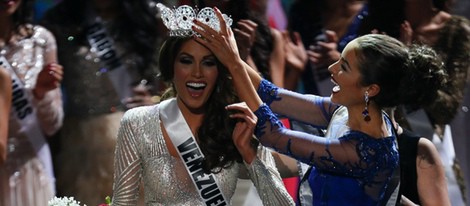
[[416, 138, 441, 166]]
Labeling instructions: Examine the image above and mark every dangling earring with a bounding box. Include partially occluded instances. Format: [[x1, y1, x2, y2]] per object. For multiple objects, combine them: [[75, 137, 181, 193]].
[[362, 91, 371, 122]]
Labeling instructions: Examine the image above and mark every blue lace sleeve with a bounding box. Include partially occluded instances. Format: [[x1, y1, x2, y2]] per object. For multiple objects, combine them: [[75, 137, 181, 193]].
[[253, 103, 399, 176], [254, 103, 285, 138], [253, 102, 399, 204], [254, 104, 303, 158], [257, 79, 281, 106]]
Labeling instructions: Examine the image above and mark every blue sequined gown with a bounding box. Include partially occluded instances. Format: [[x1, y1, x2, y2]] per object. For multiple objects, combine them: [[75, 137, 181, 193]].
[[254, 79, 399, 205]]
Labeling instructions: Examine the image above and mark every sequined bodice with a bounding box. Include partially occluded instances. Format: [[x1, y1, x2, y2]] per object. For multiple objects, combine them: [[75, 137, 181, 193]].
[[141, 153, 239, 205], [138, 117, 239, 205], [112, 104, 295, 205], [2, 25, 63, 139]]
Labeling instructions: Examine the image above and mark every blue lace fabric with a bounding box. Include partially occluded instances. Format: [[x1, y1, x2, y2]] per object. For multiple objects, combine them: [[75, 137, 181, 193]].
[[257, 79, 281, 106], [254, 81, 399, 205]]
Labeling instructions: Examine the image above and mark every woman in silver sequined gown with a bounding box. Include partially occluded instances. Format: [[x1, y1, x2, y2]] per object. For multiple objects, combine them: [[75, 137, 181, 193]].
[[0, 0, 64, 205], [111, 36, 295, 205]]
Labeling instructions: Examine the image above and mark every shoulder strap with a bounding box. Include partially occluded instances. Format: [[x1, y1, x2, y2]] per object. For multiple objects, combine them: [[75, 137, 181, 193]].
[[381, 113, 401, 206]]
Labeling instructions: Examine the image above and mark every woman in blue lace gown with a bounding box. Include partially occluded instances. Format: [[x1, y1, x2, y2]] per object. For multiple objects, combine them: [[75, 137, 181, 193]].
[[193, 9, 447, 205]]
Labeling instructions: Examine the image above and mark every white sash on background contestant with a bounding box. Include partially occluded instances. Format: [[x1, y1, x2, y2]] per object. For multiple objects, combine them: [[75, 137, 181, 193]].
[[86, 17, 133, 102], [0, 56, 55, 193], [159, 98, 229, 206]]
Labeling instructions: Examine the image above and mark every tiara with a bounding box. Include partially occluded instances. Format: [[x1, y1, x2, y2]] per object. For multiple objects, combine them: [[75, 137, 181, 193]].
[[156, 3, 233, 37]]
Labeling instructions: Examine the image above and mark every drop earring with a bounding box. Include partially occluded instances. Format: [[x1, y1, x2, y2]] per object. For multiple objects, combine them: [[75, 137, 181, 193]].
[[362, 91, 371, 122]]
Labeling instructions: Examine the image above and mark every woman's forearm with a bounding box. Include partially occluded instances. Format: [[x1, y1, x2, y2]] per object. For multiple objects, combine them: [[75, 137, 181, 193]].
[[228, 61, 263, 111]]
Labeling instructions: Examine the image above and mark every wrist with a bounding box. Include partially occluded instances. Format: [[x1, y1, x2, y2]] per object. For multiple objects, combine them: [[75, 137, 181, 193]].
[[240, 147, 256, 164], [32, 88, 46, 100], [228, 59, 244, 71]]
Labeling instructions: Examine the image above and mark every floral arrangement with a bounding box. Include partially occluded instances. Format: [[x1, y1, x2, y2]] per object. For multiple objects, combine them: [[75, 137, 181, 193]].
[[48, 197, 83, 206], [48, 196, 111, 206]]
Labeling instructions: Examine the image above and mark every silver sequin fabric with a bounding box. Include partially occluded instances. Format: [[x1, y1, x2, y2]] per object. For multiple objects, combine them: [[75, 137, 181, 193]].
[[112, 104, 295, 206]]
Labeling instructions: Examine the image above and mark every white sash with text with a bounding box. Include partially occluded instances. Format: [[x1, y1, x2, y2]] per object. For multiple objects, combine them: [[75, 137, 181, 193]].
[[0, 56, 55, 190], [86, 19, 133, 100], [159, 98, 229, 206]]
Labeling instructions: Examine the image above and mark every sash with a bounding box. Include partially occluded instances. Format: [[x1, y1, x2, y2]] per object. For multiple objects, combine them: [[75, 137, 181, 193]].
[[159, 98, 229, 206], [0, 56, 55, 191], [86, 19, 133, 101]]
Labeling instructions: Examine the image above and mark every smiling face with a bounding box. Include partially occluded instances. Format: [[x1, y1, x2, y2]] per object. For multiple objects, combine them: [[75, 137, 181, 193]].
[[328, 40, 367, 107], [173, 39, 219, 114]]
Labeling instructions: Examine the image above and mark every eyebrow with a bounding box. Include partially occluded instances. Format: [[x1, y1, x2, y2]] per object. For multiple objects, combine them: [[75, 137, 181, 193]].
[[179, 52, 215, 60], [178, 52, 192, 57]]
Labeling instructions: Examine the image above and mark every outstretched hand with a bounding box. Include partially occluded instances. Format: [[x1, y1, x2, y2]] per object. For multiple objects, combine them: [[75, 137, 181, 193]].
[[192, 7, 263, 112], [283, 31, 308, 72], [234, 19, 258, 61], [191, 7, 243, 72], [226, 102, 258, 164]]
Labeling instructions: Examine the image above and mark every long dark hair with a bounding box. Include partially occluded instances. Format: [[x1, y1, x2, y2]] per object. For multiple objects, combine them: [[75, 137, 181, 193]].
[[159, 36, 244, 173], [11, 0, 35, 35]]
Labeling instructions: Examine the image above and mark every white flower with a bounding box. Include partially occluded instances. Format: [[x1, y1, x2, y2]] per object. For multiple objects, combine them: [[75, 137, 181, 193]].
[[48, 196, 86, 206]]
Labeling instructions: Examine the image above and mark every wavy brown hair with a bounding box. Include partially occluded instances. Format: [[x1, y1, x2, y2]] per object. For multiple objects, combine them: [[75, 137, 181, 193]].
[[159, 36, 245, 174]]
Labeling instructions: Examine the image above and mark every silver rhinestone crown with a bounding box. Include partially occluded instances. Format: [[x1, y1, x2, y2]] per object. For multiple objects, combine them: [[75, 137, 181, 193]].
[[156, 3, 233, 37]]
